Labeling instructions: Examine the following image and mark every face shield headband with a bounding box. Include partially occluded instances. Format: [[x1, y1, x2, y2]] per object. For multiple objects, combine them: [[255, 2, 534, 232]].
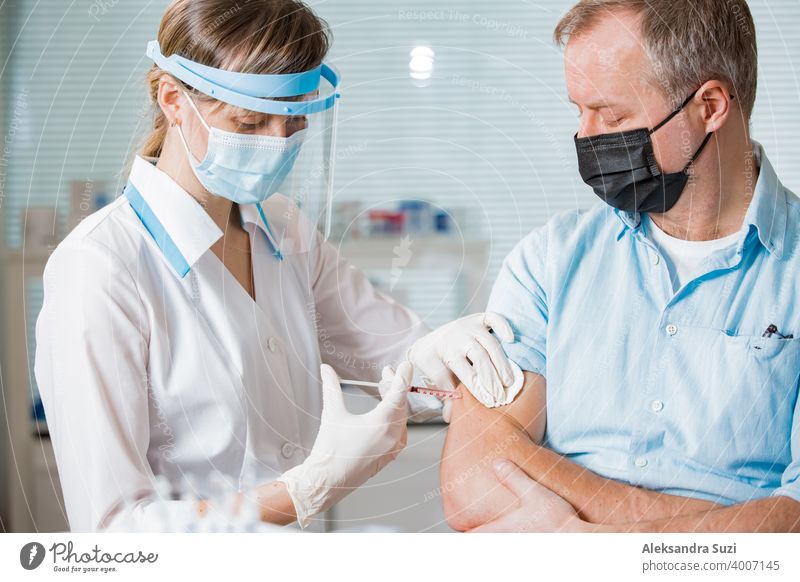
[[146, 40, 340, 115]]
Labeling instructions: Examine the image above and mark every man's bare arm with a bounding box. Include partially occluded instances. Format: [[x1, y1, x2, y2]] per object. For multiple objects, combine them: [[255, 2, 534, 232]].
[[441, 372, 721, 531], [594, 495, 800, 532]]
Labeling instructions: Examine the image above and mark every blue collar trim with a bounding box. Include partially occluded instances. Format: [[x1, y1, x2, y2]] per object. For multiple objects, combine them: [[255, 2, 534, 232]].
[[124, 181, 191, 277], [255, 202, 284, 261]]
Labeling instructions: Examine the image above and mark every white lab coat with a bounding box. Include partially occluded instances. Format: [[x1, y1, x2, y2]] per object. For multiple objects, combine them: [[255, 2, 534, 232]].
[[34, 155, 440, 532]]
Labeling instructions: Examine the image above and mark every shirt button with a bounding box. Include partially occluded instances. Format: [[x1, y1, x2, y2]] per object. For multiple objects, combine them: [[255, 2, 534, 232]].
[[650, 253, 660, 266], [281, 442, 296, 458], [665, 324, 678, 336], [634, 457, 648, 468], [651, 399, 664, 412], [268, 337, 277, 352]]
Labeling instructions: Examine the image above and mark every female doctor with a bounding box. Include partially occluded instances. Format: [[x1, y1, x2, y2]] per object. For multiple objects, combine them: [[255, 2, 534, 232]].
[[34, 0, 516, 532]]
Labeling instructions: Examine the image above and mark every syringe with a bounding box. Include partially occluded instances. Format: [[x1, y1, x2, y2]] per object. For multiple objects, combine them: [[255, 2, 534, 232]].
[[341, 379, 462, 399]]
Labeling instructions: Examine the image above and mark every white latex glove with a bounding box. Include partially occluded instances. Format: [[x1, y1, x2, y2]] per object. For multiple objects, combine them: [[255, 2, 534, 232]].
[[277, 362, 412, 527], [407, 312, 518, 408]]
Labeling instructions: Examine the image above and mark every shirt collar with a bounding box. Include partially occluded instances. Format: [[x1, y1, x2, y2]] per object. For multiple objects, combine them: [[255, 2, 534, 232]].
[[238, 201, 286, 260], [614, 207, 641, 239], [238, 202, 264, 232], [127, 155, 223, 276], [742, 141, 788, 258], [614, 141, 789, 258]]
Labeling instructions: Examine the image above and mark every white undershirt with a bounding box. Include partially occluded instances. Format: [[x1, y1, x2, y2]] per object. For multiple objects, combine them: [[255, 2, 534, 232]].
[[643, 213, 741, 291]]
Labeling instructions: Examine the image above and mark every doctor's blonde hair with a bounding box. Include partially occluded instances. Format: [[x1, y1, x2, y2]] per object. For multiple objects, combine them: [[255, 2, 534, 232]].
[[140, 0, 331, 158]]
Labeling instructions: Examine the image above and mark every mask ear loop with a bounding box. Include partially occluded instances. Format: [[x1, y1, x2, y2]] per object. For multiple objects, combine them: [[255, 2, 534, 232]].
[[648, 87, 735, 136], [649, 91, 698, 135], [684, 91, 735, 170], [683, 132, 714, 173], [646, 88, 714, 172], [174, 90, 211, 165], [181, 90, 211, 132]]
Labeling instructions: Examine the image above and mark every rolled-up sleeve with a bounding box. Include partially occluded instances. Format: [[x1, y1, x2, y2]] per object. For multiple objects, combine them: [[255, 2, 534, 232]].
[[487, 228, 549, 377], [34, 237, 175, 531]]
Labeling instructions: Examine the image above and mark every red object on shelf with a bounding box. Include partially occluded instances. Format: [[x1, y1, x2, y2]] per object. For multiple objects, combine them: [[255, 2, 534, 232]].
[[368, 210, 405, 234]]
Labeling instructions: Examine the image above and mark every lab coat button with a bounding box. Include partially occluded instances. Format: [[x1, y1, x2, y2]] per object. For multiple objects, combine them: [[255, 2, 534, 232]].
[[651, 253, 660, 266], [281, 442, 296, 458], [635, 457, 648, 468], [268, 337, 277, 352], [665, 324, 678, 336], [651, 400, 664, 412]]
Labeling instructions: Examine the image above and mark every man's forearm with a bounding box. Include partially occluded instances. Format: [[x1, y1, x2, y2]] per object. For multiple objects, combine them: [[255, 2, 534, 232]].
[[509, 437, 721, 525], [441, 388, 720, 530], [593, 495, 800, 532]]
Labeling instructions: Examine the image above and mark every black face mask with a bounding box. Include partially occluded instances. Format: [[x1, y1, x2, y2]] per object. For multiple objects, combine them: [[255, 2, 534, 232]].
[[574, 91, 714, 214]]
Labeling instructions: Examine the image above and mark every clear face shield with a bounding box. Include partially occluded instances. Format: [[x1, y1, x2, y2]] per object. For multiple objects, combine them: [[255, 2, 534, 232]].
[[146, 41, 340, 257], [272, 98, 338, 255]]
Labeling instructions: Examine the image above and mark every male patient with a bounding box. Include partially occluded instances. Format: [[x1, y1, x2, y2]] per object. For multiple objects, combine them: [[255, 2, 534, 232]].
[[441, 0, 800, 532]]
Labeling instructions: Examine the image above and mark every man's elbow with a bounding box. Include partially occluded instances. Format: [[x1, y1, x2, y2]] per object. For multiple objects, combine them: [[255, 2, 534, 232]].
[[440, 477, 479, 531], [440, 467, 477, 532], [443, 497, 471, 532], [441, 462, 487, 531], [439, 451, 521, 532], [438, 385, 532, 531]]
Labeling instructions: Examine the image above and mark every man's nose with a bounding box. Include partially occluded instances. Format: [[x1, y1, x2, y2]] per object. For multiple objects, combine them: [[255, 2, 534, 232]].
[[576, 115, 601, 139]]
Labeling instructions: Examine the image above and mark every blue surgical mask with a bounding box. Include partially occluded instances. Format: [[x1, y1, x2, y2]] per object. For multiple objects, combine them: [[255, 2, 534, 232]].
[[176, 91, 306, 205]]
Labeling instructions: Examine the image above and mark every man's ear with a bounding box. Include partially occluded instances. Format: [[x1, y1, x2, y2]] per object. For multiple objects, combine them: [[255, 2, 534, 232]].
[[695, 80, 735, 133], [156, 74, 183, 125]]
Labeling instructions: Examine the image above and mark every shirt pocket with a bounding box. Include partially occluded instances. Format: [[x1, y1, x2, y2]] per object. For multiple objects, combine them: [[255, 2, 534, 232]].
[[685, 329, 800, 468], [748, 333, 800, 360]]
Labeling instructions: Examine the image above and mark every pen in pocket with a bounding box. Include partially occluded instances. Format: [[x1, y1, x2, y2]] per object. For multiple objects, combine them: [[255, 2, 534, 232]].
[[762, 324, 794, 339]]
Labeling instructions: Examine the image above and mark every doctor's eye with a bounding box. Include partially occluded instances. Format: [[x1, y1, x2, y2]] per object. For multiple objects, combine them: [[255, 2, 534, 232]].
[[286, 115, 308, 133], [235, 119, 267, 132], [233, 111, 271, 131]]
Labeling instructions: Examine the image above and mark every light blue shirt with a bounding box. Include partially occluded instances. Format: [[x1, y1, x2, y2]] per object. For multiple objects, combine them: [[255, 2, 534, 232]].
[[488, 143, 800, 506]]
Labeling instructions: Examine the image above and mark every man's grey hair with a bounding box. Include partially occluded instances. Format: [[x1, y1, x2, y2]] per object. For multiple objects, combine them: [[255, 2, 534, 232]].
[[554, 0, 758, 120]]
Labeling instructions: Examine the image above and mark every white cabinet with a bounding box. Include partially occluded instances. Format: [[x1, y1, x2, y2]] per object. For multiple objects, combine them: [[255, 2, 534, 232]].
[[328, 424, 452, 532]]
